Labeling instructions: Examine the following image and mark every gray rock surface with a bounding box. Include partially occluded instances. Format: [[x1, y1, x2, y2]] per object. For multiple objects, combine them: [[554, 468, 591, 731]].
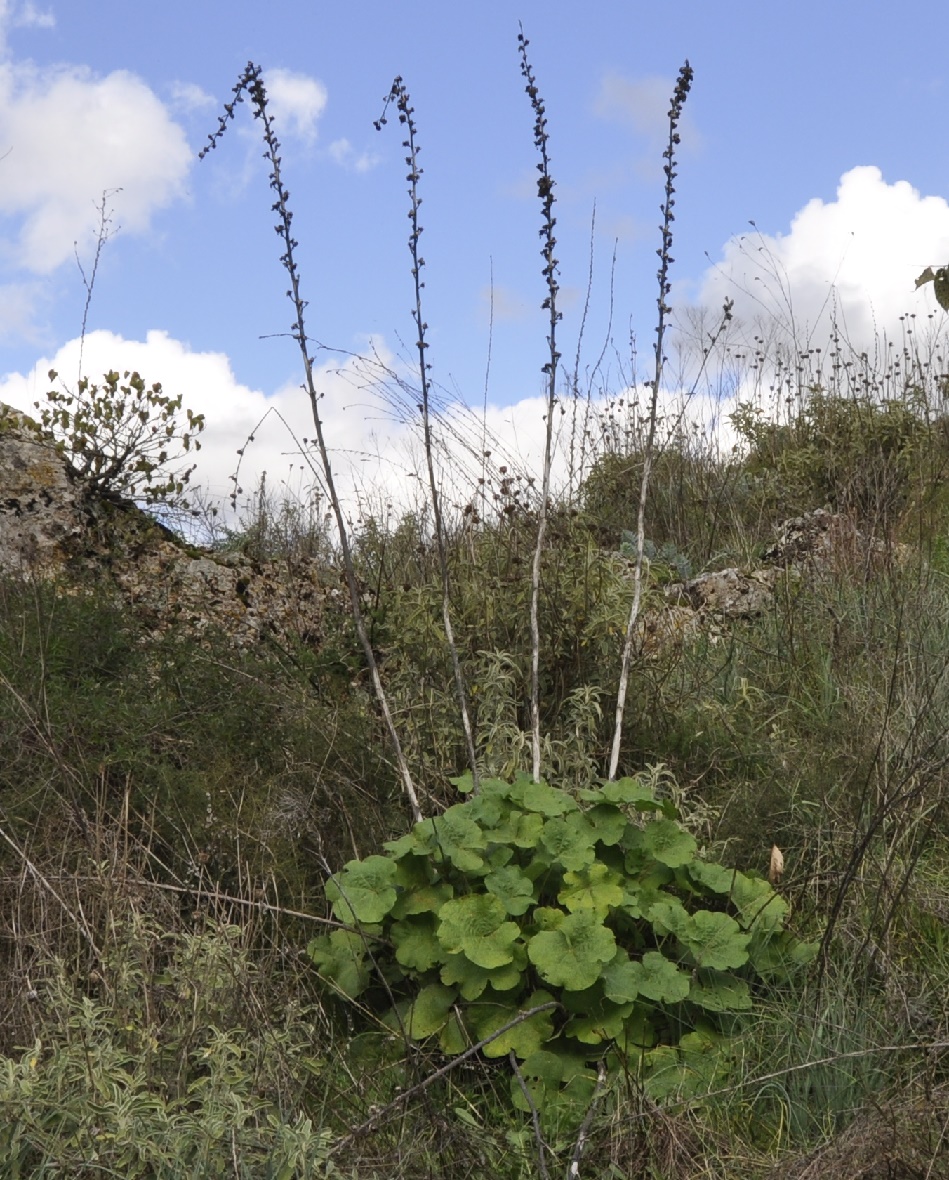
[[0, 401, 904, 657], [0, 403, 341, 649], [0, 404, 85, 575]]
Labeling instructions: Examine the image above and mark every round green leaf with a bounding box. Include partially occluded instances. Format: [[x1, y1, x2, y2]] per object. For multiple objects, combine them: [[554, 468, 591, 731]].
[[680, 910, 750, 970], [565, 996, 633, 1045], [599, 777, 659, 806], [437, 895, 521, 969], [417, 805, 487, 873], [558, 863, 624, 917], [392, 881, 454, 918], [640, 818, 697, 868], [522, 781, 577, 816], [440, 947, 525, 999], [687, 860, 736, 895], [307, 930, 370, 999], [439, 1011, 469, 1055], [485, 866, 536, 916], [727, 873, 789, 934], [688, 969, 752, 1012], [326, 855, 398, 924], [406, 983, 457, 1038], [602, 950, 690, 1005], [519, 1049, 567, 1085], [472, 992, 555, 1059], [541, 814, 597, 872], [585, 803, 628, 846], [527, 911, 616, 990], [391, 915, 442, 973], [645, 896, 691, 939]]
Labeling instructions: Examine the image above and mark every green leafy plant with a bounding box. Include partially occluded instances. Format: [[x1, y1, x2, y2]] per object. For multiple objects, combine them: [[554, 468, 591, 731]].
[[916, 265, 949, 310], [34, 367, 205, 508], [308, 771, 815, 1118], [0, 925, 336, 1179], [621, 533, 693, 583]]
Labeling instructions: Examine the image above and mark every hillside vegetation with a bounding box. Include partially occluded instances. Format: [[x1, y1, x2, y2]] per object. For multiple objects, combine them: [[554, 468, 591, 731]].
[[5, 42, 949, 1180]]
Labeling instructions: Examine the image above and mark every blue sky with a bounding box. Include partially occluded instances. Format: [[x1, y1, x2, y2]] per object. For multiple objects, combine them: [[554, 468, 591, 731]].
[[3, 0, 949, 520]]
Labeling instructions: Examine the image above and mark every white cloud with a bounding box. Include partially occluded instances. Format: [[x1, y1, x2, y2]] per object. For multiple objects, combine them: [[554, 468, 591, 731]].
[[0, 278, 48, 343], [0, 330, 470, 518], [327, 137, 378, 173], [264, 68, 327, 146], [696, 166, 949, 348], [168, 80, 215, 113], [0, 60, 191, 273], [12, 2, 54, 29], [0, 327, 678, 524]]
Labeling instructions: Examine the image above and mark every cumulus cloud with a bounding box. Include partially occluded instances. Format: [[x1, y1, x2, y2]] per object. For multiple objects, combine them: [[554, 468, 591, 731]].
[[0, 327, 662, 524], [0, 330, 500, 518], [0, 60, 191, 273], [264, 68, 327, 145], [696, 166, 949, 348], [0, 330, 378, 507]]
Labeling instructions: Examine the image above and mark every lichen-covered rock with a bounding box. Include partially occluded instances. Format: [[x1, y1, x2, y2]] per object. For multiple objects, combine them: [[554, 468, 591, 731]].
[[764, 507, 909, 572], [667, 566, 778, 619], [0, 401, 340, 651], [0, 404, 86, 575], [641, 507, 907, 656]]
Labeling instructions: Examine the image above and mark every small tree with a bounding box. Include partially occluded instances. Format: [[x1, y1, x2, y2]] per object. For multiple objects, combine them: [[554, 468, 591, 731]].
[[34, 368, 205, 509]]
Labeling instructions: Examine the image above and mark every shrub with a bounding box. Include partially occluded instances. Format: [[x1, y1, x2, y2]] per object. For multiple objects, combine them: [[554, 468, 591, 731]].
[[307, 769, 814, 1122], [731, 390, 949, 538], [33, 367, 205, 509], [0, 923, 336, 1178]]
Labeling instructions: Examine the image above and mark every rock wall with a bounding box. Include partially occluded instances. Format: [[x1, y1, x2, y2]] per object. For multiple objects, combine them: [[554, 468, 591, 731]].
[[0, 401, 908, 657], [0, 403, 342, 649]]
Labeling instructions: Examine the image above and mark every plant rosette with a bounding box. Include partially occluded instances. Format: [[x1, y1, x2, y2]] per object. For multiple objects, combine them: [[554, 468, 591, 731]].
[[308, 771, 816, 1112]]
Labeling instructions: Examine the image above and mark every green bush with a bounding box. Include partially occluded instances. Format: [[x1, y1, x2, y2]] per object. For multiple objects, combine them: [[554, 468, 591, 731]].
[[308, 769, 814, 1122], [34, 368, 205, 509], [731, 391, 949, 537], [0, 923, 335, 1179]]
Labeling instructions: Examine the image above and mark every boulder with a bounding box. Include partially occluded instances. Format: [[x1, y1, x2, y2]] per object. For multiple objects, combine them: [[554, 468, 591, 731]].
[[0, 404, 85, 575]]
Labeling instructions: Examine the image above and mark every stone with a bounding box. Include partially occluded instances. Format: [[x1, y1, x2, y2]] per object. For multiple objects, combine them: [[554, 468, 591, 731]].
[[0, 402, 341, 650], [0, 404, 85, 576], [666, 566, 778, 619], [763, 507, 910, 572]]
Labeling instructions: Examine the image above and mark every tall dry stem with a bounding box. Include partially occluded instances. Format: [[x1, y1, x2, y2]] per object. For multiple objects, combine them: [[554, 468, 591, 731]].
[[608, 61, 694, 780], [375, 79, 479, 792], [518, 28, 562, 783], [200, 63, 422, 823]]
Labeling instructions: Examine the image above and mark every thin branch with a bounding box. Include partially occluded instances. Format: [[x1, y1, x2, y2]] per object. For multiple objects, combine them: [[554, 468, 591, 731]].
[[567, 1060, 608, 1179], [0, 816, 102, 960], [376, 80, 479, 792], [200, 64, 422, 823], [329, 1001, 562, 1152], [509, 1050, 551, 1180], [74, 189, 121, 384], [518, 27, 562, 783], [608, 61, 694, 781]]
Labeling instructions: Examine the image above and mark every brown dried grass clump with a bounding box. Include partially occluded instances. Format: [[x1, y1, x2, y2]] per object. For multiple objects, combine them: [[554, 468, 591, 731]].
[[769, 1084, 949, 1180]]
